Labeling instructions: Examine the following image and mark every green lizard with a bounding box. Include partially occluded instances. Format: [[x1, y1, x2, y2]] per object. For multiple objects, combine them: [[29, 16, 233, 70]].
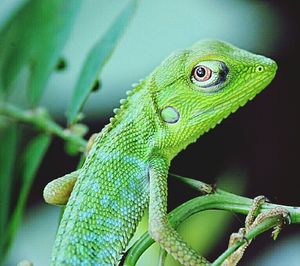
[[44, 39, 277, 265]]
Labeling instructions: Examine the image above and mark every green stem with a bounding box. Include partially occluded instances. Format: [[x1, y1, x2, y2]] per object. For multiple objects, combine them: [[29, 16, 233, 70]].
[[0, 102, 87, 150], [170, 173, 213, 194], [158, 247, 167, 266], [212, 216, 281, 266], [124, 176, 300, 266]]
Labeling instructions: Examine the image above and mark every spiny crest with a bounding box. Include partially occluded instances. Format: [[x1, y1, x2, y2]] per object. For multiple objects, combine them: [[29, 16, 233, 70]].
[[97, 79, 146, 140]]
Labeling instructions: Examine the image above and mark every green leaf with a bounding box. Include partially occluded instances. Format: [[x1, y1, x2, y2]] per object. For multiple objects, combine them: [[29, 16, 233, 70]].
[[67, 0, 138, 124], [0, 1, 25, 32], [0, 0, 81, 104], [4, 134, 51, 254], [0, 124, 18, 258]]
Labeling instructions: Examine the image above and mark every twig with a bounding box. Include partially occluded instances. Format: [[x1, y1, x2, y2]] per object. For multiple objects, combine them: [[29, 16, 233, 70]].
[[124, 177, 300, 265], [0, 102, 87, 150], [212, 215, 287, 265]]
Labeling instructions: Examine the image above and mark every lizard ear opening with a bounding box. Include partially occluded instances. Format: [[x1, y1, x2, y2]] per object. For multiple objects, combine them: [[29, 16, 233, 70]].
[[161, 106, 180, 124], [191, 60, 228, 92]]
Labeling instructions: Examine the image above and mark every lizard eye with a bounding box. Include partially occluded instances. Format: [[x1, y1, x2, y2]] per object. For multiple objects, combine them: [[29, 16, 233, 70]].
[[191, 60, 228, 91], [192, 66, 212, 82]]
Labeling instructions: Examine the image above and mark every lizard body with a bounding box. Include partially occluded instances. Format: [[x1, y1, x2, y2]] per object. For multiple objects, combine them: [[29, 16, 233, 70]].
[[45, 40, 277, 265], [51, 80, 153, 265]]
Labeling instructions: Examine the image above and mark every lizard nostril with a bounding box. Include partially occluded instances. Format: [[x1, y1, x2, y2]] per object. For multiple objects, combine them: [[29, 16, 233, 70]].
[[256, 66, 264, 72]]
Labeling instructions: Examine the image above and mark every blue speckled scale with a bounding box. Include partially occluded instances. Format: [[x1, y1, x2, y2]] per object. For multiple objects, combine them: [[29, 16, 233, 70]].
[[51, 109, 153, 265]]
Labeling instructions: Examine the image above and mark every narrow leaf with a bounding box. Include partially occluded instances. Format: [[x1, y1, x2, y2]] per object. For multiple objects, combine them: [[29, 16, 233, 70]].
[[0, 124, 18, 258], [67, 0, 138, 124], [4, 134, 51, 254], [0, 0, 81, 104]]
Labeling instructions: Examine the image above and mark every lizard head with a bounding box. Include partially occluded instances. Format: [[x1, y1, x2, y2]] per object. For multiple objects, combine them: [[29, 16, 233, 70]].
[[152, 39, 277, 157]]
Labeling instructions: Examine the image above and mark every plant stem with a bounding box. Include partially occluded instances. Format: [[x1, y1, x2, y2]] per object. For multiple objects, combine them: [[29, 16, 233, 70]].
[[124, 176, 300, 266], [211, 215, 282, 266], [0, 102, 87, 150]]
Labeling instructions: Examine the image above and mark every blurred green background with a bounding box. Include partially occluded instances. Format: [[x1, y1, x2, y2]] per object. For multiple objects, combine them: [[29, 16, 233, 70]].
[[1, 0, 300, 265]]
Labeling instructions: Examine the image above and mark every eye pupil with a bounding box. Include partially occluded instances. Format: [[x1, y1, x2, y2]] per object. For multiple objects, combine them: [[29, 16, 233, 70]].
[[196, 67, 206, 78], [191, 61, 228, 90], [192, 65, 212, 82]]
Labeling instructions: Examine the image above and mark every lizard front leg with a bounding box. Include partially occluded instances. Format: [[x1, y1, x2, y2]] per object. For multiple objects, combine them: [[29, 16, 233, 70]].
[[148, 155, 210, 266]]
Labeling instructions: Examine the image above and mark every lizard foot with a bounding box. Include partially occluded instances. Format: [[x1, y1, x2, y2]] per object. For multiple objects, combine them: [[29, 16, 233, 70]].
[[222, 196, 289, 266], [43, 170, 79, 205]]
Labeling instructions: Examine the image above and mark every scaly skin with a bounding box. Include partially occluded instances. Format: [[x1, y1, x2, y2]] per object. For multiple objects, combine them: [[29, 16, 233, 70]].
[[45, 40, 277, 265]]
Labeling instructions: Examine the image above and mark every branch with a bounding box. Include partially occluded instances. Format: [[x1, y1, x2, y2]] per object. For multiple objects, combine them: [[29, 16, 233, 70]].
[[0, 103, 87, 150], [212, 215, 283, 265], [124, 175, 300, 266]]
